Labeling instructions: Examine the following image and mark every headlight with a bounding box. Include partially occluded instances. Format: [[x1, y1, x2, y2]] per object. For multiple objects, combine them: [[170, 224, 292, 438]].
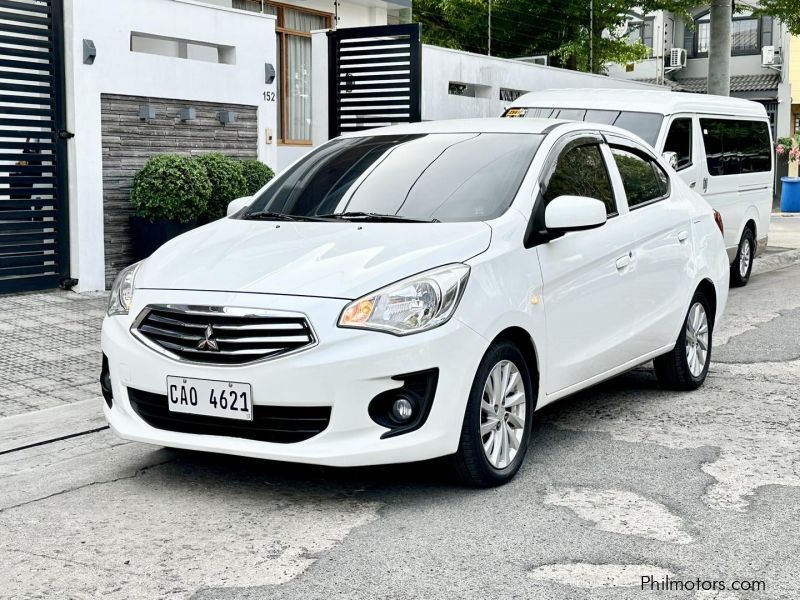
[[107, 262, 140, 316], [338, 264, 470, 335]]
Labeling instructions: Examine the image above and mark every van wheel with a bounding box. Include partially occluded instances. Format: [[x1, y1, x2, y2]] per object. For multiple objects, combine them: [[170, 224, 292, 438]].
[[730, 228, 754, 287], [654, 290, 713, 391], [450, 341, 534, 487]]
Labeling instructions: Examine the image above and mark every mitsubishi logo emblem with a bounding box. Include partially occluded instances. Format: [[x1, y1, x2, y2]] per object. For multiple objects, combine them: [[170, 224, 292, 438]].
[[196, 324, 220, 352]]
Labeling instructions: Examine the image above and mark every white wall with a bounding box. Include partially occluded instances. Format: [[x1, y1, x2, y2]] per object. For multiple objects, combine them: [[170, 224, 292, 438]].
[[63, 0, 277, 291], [310, 37, 657, 142], [421, 46, 658, 121]]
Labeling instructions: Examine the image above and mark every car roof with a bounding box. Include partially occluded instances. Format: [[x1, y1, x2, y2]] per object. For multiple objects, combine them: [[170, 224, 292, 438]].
[[342, 118, 652, 148], [507, 88, 768, 118], [340, 118, 569, 137]]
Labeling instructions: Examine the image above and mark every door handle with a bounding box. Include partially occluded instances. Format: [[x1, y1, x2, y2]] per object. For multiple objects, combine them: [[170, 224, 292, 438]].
[[702, 177, 708, 193], [689, 181, 697, 189], [615, 255, 631, 270], [677, 230, 689, 243]]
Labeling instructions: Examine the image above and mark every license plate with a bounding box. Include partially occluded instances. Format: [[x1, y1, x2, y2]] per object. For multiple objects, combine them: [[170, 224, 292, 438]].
[[167, 376, 253, 421]]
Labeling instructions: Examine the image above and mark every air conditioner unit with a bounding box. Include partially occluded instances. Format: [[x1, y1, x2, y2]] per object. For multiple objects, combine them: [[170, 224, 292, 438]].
[[669, 47, 687, 69], [762, 45, 781, 66]]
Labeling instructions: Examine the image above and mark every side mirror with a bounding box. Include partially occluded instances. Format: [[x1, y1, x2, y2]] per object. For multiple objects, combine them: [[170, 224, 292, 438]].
[[227, 196, 253, 217], [544, 195, 607, 234], [662, 151, 679, 170]]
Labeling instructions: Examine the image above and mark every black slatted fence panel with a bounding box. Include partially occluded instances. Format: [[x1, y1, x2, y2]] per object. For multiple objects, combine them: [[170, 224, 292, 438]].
[[0, 0, 69, 294], [328, 24, 421, 138]]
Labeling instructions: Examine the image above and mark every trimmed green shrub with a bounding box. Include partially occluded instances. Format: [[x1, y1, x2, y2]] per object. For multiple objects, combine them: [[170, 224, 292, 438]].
[[195, 153, 249, 220], [240, 159, 275, 195], [130, 154, 211, 223]]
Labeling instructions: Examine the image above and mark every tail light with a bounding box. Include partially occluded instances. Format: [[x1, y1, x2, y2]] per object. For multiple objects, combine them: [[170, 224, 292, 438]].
[[713, 210, 724, 235]]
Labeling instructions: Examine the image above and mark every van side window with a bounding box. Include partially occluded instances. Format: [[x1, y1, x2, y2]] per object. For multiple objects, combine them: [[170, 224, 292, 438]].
[[543, 144, 617, 216], [664, 118, 693, 170], [700, 118, 771, 176], [611, 147, 670, 208]]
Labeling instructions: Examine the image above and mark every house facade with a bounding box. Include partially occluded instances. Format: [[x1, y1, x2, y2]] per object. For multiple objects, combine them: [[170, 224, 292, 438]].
[[608, 6, 793, 139]]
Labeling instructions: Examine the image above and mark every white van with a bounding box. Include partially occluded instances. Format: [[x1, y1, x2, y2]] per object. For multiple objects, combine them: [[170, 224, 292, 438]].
[[503, 89, 774, 286]]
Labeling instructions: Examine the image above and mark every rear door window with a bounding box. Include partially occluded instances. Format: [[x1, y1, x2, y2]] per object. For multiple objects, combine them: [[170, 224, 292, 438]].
[[700, 118, 772, 176], [610, 147, 670, 208], [663, 118, 693, 170]]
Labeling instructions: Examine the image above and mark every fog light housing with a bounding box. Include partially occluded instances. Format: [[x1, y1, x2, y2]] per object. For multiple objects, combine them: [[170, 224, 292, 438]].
[[368, 369, 439, 438], [100, 354, 113, 408], [390, 395, 415, 423]]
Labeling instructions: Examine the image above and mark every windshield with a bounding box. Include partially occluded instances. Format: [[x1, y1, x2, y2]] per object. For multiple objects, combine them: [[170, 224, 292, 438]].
[[503, 107, 664, 147], [243, 133, 543, 222]]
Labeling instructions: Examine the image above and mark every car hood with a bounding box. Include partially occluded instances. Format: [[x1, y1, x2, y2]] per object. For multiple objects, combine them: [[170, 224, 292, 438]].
[[135, 218, 492, 299]]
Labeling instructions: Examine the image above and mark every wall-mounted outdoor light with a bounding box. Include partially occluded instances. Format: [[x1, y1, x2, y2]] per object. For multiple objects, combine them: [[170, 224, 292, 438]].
[[265, 63, 276, 85], [218, 111, 237, 125], [139, 105, 156, 120], [83, 39, 97, 65], [179, 107, 196, 122]]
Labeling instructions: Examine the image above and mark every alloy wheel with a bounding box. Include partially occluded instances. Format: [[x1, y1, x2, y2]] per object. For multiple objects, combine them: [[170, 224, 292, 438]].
[[480, 360, 526, 469], [739, 238, 752, 279], [685, 302, 709, 377]]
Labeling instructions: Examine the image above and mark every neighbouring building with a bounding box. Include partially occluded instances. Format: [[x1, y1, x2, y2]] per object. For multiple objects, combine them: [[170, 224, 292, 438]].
[[789, 35, 800, 178], [608, 6, 792, 139]]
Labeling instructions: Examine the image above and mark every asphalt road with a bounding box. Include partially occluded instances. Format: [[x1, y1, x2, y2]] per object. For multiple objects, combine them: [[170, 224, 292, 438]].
[[2, 263, 799, 599]]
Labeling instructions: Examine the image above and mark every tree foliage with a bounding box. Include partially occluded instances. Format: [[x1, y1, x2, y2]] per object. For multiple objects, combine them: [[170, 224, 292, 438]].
[[754, 0, 800, 35], [413, 0, 800, 73]]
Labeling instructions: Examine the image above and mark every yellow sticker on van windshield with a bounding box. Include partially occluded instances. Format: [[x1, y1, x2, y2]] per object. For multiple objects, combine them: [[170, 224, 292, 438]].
[[504, 108, 527, 118]]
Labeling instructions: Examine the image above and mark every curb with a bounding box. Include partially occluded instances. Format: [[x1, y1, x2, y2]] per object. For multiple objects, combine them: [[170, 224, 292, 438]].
[[0, 399, 106, 455], [753, 248, 800, 277]]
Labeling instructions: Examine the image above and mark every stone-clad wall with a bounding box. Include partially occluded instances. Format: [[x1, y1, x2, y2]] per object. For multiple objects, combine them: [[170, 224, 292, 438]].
[[100, 94, 258, 287]]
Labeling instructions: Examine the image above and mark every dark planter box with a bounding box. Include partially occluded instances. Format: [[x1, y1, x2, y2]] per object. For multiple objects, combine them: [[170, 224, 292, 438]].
[[130, 216, 196, 262]]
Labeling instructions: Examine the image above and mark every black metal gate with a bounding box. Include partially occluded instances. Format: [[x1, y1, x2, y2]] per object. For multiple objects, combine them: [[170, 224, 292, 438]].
[[0, 0, 69, 294], [327, 24, 421, 138]]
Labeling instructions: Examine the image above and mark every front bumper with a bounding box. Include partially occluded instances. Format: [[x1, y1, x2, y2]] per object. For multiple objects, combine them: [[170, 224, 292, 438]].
[[102, 289, 487, 467]]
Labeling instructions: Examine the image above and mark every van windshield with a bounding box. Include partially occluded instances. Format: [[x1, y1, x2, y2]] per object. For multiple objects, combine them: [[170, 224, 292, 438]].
[[504, 107, 664, 147], [243, 133, 543, 223]]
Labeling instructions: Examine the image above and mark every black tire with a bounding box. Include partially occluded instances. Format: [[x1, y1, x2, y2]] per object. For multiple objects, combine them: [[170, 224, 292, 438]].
[[450, 341, 535, 487], [654, 290, 713, 391], [730, 227, 755, 288]]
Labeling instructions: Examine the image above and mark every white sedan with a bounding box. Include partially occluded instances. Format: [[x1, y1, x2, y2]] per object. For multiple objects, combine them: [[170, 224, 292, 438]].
[[101, 119, 729, 486]]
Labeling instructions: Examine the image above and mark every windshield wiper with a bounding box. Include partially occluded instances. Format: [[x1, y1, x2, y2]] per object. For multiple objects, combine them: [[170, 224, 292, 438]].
[[317, 212, 437, 223], [242, 211, 326, 222]]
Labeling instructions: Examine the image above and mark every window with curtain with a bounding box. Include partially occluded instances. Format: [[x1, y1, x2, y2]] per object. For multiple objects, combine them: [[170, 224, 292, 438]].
[[232, 0, 262, 12], [696, 15, 711, 54], [231, 2, 332, 143], [272, 5, 331, 144]]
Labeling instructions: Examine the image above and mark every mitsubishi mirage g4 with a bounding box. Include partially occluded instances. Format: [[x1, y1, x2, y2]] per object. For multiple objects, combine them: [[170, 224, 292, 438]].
[[102, 119, 729, 486]]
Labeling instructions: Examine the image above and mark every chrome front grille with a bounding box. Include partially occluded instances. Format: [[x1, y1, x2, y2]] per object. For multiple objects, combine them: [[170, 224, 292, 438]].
[[132, 305, 316, 365]]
